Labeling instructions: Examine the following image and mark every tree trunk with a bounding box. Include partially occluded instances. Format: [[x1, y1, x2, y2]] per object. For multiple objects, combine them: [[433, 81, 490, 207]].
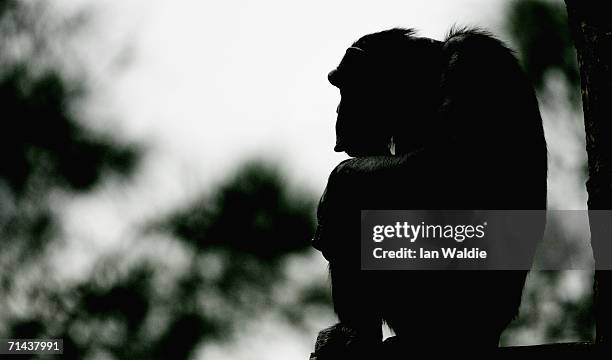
[[565, 0, 612, 345]]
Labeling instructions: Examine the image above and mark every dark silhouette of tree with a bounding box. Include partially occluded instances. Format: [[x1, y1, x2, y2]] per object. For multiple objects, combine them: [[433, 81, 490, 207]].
[[565, 0, 612, 345]]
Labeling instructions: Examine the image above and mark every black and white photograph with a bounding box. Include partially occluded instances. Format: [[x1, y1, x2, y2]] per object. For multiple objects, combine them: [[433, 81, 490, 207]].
[[0, 0, 610, 358]]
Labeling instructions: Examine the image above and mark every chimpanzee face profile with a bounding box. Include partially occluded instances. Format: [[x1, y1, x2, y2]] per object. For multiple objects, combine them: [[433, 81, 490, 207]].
[[332, 83, 391, 157], [328, 34, 443, 157]]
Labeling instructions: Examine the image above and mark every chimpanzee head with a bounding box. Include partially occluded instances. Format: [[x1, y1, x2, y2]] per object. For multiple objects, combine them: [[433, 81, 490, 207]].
[[328, 28, 444, 156]]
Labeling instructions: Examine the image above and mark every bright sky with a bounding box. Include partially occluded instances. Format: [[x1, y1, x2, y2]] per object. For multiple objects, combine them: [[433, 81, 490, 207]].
[[47, 1, 589, 359]]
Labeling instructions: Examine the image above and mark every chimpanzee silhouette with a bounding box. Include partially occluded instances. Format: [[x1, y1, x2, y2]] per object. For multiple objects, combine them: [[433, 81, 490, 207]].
[[312, 27, 547, 357]]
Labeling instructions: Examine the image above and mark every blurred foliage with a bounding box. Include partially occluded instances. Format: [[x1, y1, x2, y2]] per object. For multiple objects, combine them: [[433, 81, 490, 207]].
[[164, 161, 315, 259], [144, 161, 324, 355], [506, 0, 580, 103], [0, 0, 140, 265], [0, 2, 325, 357], [3, 161, 324, 359], [503, 0, 594, 346], [1, 2, 325, 358], [502, 271, 595, 345], [0, 68, 138, 195], [0, 0, 142, 357]]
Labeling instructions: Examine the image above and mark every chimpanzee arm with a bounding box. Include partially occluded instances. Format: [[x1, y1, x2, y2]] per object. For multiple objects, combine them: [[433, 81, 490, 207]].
[[311, 149, 442, 355]]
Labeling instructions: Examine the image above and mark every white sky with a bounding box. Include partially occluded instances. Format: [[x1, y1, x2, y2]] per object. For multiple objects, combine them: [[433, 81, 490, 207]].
[[46, 1, 589, 359]]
